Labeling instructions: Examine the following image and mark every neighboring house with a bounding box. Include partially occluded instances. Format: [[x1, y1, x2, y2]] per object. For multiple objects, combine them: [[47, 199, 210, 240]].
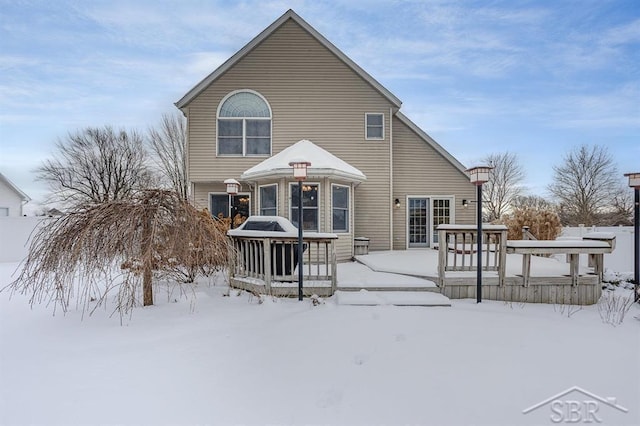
[[176, 9, 476, 261], [0, 172, 30, 217]]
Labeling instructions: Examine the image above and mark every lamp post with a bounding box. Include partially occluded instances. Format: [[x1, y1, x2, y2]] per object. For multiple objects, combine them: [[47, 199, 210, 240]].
[[624, 172, 640, 302], [224, 178, 240, 229], [467, 166, 493, 303], [289, 159, 311, 301]]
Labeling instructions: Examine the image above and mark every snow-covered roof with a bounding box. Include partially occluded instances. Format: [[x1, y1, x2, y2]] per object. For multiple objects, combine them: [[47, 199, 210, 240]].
[[241, 139, 366, 183], [0, 172, 30, 202], [175, 9, 401, 110]]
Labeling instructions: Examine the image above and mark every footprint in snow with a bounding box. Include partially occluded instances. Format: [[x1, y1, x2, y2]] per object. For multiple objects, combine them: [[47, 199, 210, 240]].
[[317, 389, 343, 408], [354, 354, 368, 365], [394, 333, 406, 342]]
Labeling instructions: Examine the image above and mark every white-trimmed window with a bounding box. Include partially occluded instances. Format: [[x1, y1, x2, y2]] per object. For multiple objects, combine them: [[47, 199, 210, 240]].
[[259, 184, 277, 216], [217, 90, 271, 156], [210, 193, 251, 221], [290, 183, 319, 231], [331, 184, 349, 232], [365, 113, 384, 140]]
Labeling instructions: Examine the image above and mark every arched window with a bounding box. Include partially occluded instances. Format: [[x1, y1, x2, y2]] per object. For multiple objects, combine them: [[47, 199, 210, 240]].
[[217, 90, 271, 156]]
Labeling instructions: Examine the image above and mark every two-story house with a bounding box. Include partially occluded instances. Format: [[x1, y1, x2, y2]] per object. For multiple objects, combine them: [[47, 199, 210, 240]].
[[176, 9, 476, 261]]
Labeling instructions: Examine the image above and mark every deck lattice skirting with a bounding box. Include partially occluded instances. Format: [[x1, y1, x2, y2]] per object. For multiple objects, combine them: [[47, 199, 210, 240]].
[[436, 225, 615, 305]]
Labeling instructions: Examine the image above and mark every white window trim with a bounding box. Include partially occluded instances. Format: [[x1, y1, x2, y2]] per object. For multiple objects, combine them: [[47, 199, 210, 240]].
[[331, 183, 350, 233], [289, 182, 320, 232], [404, 195, 455, 249], [365, 112, 385, 140], [431, 196, 455, 245], [258, 183, 278, 216], [216, 89, 273, 157]]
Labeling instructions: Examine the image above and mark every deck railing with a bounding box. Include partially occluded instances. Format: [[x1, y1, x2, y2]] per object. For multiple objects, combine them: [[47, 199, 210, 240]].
[[230, 235, 338, 294], [437, 224, 508, 287]]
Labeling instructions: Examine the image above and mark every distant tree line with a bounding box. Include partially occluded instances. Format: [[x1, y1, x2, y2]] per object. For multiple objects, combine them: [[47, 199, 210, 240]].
[[478, 144, 633, 240]]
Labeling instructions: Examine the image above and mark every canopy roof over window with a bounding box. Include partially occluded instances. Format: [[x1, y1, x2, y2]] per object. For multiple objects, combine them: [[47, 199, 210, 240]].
[[241, 139, 366, 183]]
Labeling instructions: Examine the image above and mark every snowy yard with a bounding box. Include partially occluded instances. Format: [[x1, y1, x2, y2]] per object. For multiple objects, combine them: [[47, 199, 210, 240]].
[[1, 260, 638, 425]]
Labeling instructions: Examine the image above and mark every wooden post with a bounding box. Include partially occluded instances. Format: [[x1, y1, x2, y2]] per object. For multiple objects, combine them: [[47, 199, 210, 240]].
[[522, 254, 531, 287], [498, 228, 507, 286], [264, 238, 272, 293], [569, 254, 579, 286], [438, 229, 446, 288]]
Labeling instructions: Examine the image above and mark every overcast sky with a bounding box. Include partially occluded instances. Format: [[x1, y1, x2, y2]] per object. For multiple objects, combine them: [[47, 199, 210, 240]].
[[1, 0, 638, 210]]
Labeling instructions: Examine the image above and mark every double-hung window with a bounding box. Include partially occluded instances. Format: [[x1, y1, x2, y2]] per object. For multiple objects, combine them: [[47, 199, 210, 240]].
[[365, 113, 384, 140], [332, 185, 349, 232], [259, 184, 277, 216], [218, 91, 271, 156], [290, 183, 318, 231]]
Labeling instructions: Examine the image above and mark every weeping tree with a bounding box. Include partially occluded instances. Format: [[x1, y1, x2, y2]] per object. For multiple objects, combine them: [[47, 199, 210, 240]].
[[6, 190, 234, 317]]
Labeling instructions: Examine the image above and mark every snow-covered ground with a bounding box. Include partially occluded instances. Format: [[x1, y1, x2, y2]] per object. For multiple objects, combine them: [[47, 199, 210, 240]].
[[1, 259, 638, 426]]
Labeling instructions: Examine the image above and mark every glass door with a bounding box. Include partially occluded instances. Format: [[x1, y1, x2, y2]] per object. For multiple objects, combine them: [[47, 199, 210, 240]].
[[408, 197, 429, 247]]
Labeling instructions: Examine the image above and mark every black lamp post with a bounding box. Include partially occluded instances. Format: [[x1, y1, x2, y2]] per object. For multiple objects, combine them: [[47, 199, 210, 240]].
[[467, 166, 493, 303], [624, 172, 640, 302], [289, 160, 311, 301], [224, 178, 240, 229]]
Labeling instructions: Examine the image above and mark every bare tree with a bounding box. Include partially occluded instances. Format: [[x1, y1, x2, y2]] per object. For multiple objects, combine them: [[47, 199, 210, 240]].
[[512, 195, 555, 211], [482, 152, 525, 221], [4, 190, 234, 318], [148, 113, 188, 200], [37, 126, 152, 206], [548, 144, 619, 226]]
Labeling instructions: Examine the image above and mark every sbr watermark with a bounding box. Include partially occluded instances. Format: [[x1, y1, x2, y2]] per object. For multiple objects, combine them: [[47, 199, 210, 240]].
[[523, 386, 628, 423]]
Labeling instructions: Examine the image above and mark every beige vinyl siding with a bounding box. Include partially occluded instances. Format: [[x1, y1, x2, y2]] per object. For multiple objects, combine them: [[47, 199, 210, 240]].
[[391, 117, 477, 250], [186, 19, 395, 251]]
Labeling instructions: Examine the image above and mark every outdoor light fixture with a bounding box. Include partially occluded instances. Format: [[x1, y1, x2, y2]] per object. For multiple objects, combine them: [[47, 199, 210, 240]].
[[462, 199, 469, 209], [624, 172, 640, 302], [224, 178, 240, 229], [289, 159, 311, 301], [467, 165, 493, 303], [395, 198, 401, 208]]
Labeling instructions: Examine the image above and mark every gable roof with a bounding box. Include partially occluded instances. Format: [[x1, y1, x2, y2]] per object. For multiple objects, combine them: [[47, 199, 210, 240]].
[[395, 112, 469, 176], [241, 139, 366, 183], [0, 172, 30, 202], [175, 9, 401, 109]]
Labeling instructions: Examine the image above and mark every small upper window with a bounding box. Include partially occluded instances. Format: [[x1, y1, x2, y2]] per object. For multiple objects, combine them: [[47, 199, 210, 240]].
[[365, 113, 384, 140], [218, 91, 271, 156]]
